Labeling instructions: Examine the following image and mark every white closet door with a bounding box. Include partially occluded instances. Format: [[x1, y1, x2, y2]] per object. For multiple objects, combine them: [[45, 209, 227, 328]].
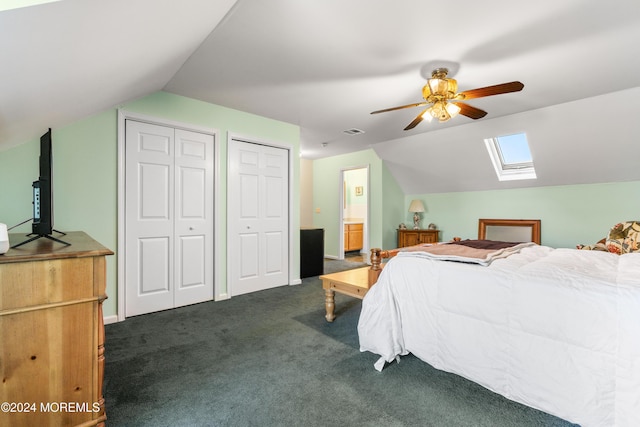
[[228, 140, 289, 296], [125, 121, 214, 317], [125, 121, 175, 316], [174, 129, 214, 306]]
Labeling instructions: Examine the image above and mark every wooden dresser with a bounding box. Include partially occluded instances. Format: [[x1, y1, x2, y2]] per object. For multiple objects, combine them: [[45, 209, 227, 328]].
[[0, 231, 113, 427], [397, 229, 439, 247]]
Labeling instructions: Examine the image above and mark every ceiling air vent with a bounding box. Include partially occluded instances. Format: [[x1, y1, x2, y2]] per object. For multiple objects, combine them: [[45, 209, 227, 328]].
[[343, 128, 364, 135]]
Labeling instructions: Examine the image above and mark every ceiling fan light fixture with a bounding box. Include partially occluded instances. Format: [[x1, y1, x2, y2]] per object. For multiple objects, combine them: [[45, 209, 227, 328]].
[[421, 107, 434, 122], [427, 68, 457, 97], [419, 101, 460, 124], [445, 102, 461, 118], [430, 102, 444, 120], [427, 101, 453, 122], [428, 78, 446, 96], [427, 78, 458, 97], [447, 78, 458, 96], [371, 67, 524, 130]]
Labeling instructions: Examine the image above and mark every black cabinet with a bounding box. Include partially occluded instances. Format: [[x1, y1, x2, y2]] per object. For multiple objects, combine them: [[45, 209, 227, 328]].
[[300, 228, 324, 278]]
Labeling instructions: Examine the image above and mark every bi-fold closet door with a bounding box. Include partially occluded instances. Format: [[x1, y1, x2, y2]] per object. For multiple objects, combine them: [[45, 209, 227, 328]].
[[125, 120, 214, 317], [228, 139, 290, 297]]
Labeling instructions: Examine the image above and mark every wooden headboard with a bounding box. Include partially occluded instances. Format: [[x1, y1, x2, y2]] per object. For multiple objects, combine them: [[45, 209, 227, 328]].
[[478, 218, 541, 245]]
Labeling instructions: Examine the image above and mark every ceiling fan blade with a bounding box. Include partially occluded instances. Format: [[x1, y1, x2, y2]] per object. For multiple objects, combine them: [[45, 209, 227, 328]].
[[404, 109, 428, 130], [458, 81, 524, 100], [451, 102, 488, 120], [371, 101, 427, 114]]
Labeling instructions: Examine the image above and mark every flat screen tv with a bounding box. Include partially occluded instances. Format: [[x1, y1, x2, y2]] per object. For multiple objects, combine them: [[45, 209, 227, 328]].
[[11, 128, 69, 248], [32, 128, 53, 236]]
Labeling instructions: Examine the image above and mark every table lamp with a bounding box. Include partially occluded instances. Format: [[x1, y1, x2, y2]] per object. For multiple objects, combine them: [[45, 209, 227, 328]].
[[408, 199, 425, 230]]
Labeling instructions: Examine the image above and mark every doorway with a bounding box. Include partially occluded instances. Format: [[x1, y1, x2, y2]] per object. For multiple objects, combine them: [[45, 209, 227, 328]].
[[340, 166, 369, 260]]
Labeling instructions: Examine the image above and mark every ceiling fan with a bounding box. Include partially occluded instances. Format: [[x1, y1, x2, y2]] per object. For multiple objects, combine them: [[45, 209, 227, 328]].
[[371, 68, 524, 130]]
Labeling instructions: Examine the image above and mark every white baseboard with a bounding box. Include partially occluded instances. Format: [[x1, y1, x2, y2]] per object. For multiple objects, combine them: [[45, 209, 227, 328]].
[[324, 254, 339, 260], [103, 314, 119, 325], [103, 285, 300, 322]]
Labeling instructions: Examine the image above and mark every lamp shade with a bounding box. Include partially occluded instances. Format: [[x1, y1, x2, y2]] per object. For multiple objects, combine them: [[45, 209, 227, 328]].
[[408, 199, 425, 213]]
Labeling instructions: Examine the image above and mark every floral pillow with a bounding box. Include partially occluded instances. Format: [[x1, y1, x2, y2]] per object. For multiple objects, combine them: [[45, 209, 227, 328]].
[[577, 221, 640, 254]]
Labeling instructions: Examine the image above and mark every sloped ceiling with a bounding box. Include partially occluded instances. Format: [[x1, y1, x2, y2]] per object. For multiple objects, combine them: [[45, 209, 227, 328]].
[[2, 0, 640, 193], [0, 0, 237, 150], [375, 88, 640, 194]]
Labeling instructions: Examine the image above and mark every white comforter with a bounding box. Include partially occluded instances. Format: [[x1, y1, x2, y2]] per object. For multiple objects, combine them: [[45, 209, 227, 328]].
[[358, 245, 640, 427]]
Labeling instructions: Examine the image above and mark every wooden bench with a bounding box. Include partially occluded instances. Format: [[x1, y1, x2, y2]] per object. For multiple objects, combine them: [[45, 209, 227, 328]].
[[319, 245, 426, 322], [320, 266, 373, 322]]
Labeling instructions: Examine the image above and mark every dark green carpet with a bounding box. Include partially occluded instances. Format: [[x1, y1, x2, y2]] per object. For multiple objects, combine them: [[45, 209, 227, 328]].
[[103, 259, 575, 427], [321, 257, 368, 274]]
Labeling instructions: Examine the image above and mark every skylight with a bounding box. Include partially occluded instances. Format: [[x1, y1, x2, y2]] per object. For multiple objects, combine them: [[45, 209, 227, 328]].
[[484, 132, 536, 181]]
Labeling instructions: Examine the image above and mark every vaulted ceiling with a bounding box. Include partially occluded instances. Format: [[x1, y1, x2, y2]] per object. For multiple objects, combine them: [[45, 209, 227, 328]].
[[2, 0, 640, 192]]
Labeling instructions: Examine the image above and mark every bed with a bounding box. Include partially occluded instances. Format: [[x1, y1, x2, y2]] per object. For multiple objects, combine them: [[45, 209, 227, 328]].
[[358, 220, 640, 427]]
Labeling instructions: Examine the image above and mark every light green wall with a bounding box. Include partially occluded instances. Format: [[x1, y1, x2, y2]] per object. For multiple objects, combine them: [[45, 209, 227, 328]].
[[312, 149, 639, 253], [0, 91, 300, 318], [381, 162, 404, 248], [0, 136, 40, 222], [405, 181, 640, 248], [299, 158, 314, 227], [312, 149, 396, 257]]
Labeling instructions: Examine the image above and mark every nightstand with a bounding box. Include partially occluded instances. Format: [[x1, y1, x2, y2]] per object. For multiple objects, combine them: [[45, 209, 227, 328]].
[[397, 229, 439, 247]]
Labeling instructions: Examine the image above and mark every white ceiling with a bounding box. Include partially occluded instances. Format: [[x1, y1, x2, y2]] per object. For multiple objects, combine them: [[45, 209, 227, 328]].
[[0, 0, 237, 150], [3, 0, 640, 193]]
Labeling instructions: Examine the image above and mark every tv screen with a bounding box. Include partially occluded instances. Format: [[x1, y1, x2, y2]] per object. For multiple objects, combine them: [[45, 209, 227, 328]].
[[32, 128, 53, 236], [10, 128, 70, 249]]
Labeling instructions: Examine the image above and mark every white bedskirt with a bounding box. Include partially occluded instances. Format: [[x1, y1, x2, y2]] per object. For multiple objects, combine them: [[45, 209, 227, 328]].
[[358, 246, 640, 427]]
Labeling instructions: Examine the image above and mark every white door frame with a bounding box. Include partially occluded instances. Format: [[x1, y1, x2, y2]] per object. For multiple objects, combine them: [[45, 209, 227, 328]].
[[339, 165, 370, 260], [226, 133, 297, 297], [117, 110, 220, 322]]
